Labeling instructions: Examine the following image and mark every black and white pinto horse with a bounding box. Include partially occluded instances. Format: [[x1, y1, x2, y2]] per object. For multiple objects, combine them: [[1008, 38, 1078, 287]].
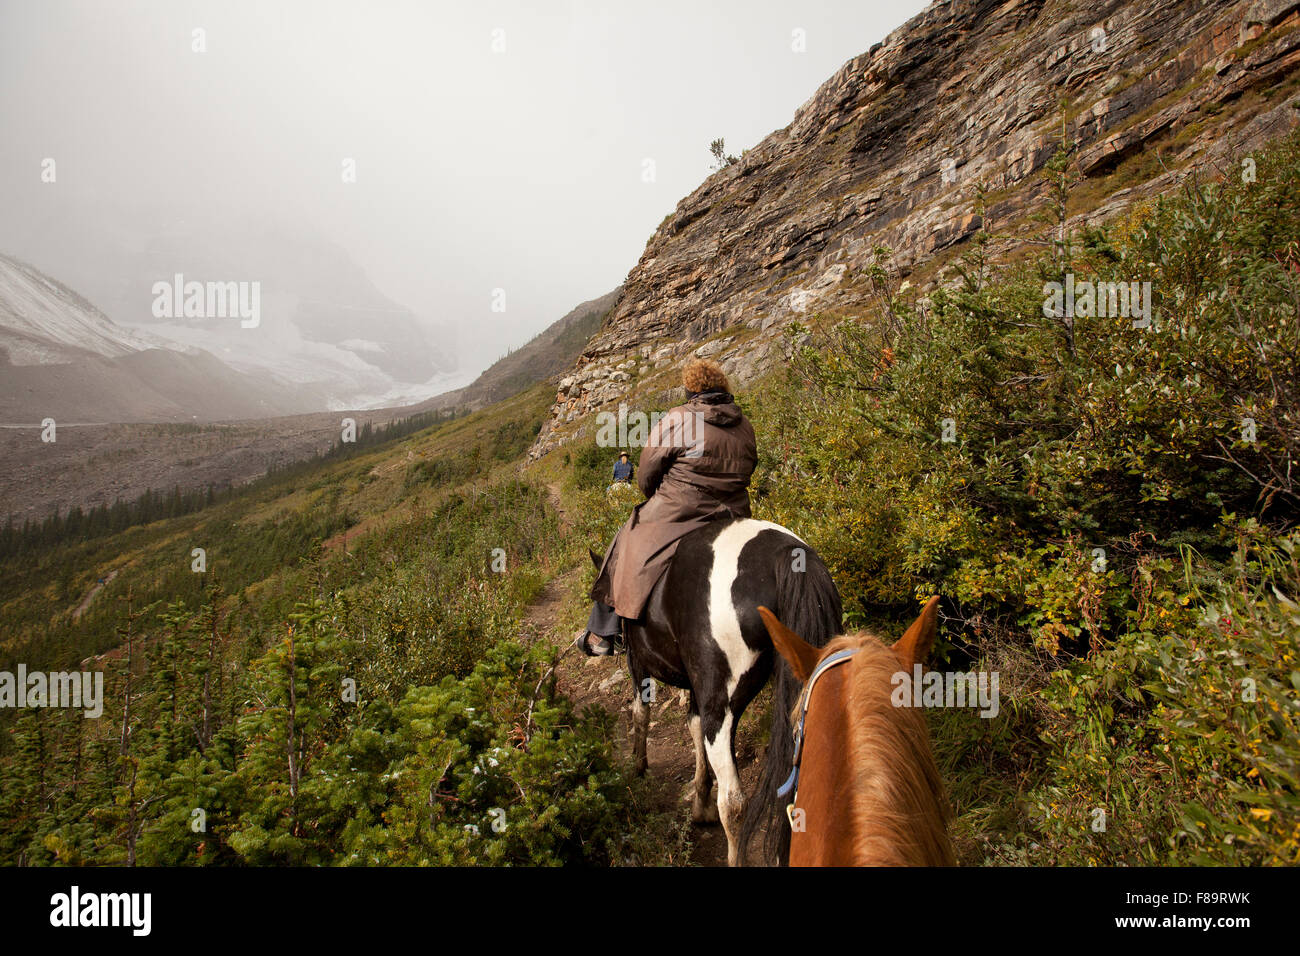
[[592, 517, 842, 866]]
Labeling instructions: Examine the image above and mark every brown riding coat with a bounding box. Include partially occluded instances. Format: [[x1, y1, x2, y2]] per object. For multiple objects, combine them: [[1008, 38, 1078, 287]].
[[590, 390, 757, 620]]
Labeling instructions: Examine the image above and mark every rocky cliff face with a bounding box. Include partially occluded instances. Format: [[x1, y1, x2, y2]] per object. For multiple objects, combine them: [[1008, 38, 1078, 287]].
[[531, 0, 1300, 459]]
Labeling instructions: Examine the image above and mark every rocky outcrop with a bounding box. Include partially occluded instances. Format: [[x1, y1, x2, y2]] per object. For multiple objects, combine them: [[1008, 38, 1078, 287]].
[[531, 0, 1300, 459]]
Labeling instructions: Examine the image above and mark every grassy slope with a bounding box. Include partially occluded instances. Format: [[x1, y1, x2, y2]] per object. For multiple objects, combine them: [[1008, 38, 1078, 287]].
[[0, 383, 555, 671]]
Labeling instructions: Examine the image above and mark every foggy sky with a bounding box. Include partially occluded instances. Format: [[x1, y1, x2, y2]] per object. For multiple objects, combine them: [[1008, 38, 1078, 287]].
[[0, 0, 929, 374]]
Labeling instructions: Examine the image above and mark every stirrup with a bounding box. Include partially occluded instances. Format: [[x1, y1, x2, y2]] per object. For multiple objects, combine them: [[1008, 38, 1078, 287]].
[[574, 631, 615, 657]]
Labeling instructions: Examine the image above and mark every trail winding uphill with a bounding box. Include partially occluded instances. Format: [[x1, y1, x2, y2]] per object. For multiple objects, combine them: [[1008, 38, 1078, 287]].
[[71, 568, 118, 621]]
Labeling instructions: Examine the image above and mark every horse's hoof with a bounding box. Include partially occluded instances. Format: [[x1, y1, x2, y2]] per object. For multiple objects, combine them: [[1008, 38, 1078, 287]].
[[691, 803, 720, 825]]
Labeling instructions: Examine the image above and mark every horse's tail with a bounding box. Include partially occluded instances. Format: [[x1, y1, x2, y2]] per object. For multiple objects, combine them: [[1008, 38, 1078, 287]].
[[743, 537, 842, 865]]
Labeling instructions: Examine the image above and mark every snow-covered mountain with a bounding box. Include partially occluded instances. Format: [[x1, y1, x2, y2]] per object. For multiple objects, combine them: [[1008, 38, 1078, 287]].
[[0, 253, 333, 422], [0, 253, 176, 365], [12, 202, 465, 408]]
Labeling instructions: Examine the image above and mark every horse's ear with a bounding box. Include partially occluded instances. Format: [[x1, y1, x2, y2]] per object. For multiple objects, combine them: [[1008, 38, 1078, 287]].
[[589, 548, 603, 570], [893, 596, 941, 670], [758, 606, 820, 683]]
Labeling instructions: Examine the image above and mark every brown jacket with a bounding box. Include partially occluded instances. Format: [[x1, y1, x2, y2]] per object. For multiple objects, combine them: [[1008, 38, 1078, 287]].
[[591, 390, 757, 619]]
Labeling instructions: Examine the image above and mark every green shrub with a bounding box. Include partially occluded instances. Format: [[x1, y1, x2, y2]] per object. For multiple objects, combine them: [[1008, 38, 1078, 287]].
[[747, 128, 1300, 863], [1028, 526, 1300, 865], [336, 640, 642, 865]]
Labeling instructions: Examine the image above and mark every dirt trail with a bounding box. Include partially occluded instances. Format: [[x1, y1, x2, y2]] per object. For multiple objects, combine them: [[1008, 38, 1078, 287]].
[[72, 568, 118, 621], [519, 483, 765, 867]]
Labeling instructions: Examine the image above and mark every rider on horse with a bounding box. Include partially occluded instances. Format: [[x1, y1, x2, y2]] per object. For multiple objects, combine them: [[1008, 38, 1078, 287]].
[[576, 358, 758, 656], [611, 450, 634, 485]]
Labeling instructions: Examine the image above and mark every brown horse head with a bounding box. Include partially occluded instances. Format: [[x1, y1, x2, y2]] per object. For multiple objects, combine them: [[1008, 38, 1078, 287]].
[[757, 597, 957, 866]]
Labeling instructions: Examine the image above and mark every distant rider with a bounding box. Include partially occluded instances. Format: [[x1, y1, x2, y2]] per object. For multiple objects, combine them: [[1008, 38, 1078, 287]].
[[611, 450, 634, 485]]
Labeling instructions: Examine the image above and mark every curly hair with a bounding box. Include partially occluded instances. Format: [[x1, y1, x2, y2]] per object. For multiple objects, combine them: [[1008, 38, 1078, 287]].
[[682, 358, 730, 393]]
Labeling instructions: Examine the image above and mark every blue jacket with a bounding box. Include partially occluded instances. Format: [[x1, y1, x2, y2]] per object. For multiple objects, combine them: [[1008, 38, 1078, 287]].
[[612, 459, 634, 482]]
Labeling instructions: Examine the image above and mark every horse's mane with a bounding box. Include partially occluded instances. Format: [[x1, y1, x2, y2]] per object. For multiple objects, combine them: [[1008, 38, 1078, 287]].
[[815, 632, 957, 866]]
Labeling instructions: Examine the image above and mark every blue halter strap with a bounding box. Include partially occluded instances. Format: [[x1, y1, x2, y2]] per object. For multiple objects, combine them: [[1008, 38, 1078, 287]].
[[778, 647, 860, 828]]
